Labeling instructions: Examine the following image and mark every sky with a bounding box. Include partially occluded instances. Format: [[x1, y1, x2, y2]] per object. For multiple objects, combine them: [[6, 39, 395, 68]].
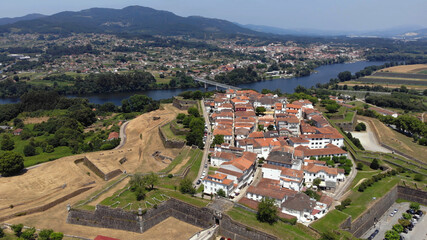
[[1, 0, 426, 32]]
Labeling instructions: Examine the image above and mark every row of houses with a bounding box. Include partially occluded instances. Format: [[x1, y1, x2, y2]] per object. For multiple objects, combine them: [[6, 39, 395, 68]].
[[202, 89, 348, 223]]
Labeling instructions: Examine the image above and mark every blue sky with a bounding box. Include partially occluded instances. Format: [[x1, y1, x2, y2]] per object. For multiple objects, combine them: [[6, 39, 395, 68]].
[[2, 0, 426, 31]]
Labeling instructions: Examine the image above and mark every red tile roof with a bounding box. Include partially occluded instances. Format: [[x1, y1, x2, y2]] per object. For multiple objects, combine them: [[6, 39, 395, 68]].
[[94, 236, 120, 240]]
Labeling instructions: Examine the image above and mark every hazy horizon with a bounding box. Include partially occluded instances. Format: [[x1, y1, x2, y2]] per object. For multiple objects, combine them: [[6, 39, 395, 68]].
[[1, 0, 426, 32]]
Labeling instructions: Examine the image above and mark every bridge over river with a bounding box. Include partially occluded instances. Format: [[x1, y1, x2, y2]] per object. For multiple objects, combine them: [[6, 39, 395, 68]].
[[194, 78, 241, 90]]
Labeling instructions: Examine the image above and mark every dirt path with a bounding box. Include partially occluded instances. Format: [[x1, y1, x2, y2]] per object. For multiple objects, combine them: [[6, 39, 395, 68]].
[[171, 156, 191, 175], [353, 178, 367, 189]]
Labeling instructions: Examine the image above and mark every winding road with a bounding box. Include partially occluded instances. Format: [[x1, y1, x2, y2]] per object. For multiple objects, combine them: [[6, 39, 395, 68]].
[[115, 121, 129, 150]]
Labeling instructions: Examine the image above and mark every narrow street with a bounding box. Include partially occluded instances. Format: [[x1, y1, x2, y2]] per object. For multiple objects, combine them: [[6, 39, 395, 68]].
[[194, 99, 212, 186]]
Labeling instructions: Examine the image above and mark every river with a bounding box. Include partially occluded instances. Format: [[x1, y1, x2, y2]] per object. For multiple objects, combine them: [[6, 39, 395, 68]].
[[0, 61, 386, 105]]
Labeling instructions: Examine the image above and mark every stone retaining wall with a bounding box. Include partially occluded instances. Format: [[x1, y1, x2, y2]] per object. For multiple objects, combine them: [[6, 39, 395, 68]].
[[339, 186, 427, 238], [67, 198, 214, 234], [397, 185, 427, 205], [348, 186, 398, 237], [159, 122, 186, 148], [219, 214, 277, 240], [173, 97, 197, 110], [80, 157, 122, 181], [170, 120, 191, 135]]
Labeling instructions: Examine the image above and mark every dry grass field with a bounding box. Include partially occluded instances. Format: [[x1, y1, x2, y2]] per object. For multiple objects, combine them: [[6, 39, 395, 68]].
[[0, 104, 188, 237], [380, 64, 427, 73], [358, 116, 427, 163]]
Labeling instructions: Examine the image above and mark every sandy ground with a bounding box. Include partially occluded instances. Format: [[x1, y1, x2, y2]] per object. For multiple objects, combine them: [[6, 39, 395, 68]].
[[380, 64, 427, 73], [350, 120, 392, 153], [0, 104, 187, 236]]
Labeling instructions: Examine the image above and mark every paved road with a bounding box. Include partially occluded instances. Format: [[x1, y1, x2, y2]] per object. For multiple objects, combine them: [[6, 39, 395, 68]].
[[361, 202, 427, 240], [115, 121, 129, 150], [194, 99, 212, 186], [333, 152, 357, 201], [351, 120, 391, 153]]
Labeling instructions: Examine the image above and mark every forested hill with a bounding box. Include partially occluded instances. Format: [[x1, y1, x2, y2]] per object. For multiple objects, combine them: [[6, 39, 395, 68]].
[[0, 6, 260, 37]]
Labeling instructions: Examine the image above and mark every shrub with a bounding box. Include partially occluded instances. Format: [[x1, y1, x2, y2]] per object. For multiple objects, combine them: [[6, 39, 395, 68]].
[[167, 173, 173, 178], [38, 229, 54, 240], [342, 198, 352, 207], [21, 227, 36, 240], [410, 202, 420, 211], [179, 178, 196, 195], [11, 224, 23, 237], [0, 228, 4, 238], [23, 144, 37, 157], [392, 224, 404, 233], [49, 232, 64, 240], [414, 174, 424, 182], [356, 162, 364, 170]]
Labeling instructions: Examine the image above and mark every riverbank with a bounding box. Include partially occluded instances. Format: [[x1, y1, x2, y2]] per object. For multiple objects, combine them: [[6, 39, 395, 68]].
[[0, 61, 387, 105]]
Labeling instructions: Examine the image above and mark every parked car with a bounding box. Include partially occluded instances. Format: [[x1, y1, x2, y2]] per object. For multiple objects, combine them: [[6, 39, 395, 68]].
[[197, 180, 201, 185], [368, 229, 379, 240], [403, 228, 408, 234], [394, 208, 398, 212], [390, 212, 395, 217], [407, 209, 415, 214], [416, 210, 423, 216]]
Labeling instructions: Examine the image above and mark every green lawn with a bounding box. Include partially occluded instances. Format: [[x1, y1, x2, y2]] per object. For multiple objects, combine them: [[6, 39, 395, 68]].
[[342, 176, 400, 219], [311, 210, 350, 233], [160, 147, 191, 174], [161, 122, 186, 141], [227, 207, 318, 240], [350, 170, 382, 189]]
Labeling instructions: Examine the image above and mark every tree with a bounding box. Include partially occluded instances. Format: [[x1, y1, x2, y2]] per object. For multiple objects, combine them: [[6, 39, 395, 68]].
[[267, 125, 275, 131], [257, 198, 277, 225], [129, 174, 147, 200], [1, 135, 15, 151], [187, 107, 200, 117], [179, 178, 196, 195], [338, 71, 352, 82], [258, 124, 264, 131], [50, 232, 64, 240], [21, 227, 36, 240], [143, 172, 159, 190], [392, 224, 404, 233], [356, 162, 364, 170], [176, 113, 186, 122], [0, 151, 24, 176], [256, 106, 266, 114], [370, 159, 380, 170], [38, 229, 54, 240], [211, 135, 224, 146], [384, 230, 400, 240], [313, 178, 321, 187], [11, 224, 23, 237], [23, 144, 37, 157], [398, 218, 411, 228], [0, 227, 4, 238], [410, 202, 420, 211], [325, 103, 340, 113], [402, 212, 412, 220], [355, 122, 366, 131], [217, 189, 226, 197]]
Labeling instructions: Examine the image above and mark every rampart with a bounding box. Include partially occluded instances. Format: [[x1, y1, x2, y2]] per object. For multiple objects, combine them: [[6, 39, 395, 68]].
[[159, 122, 186, 148], [334, 111, 357, 132], [173, 97, 197, 110], [219, 214, 277, 240], [76, 157, 123, 181], [67, 197, 280, 240], [170, 120, 191, 135], [67, 198, 214, 233], [339, 185, 427, 237], [0, 186, 93, 222]]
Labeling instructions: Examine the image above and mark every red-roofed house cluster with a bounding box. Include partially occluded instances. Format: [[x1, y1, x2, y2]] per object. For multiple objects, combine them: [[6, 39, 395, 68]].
[[202, 89, 348, 223]]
